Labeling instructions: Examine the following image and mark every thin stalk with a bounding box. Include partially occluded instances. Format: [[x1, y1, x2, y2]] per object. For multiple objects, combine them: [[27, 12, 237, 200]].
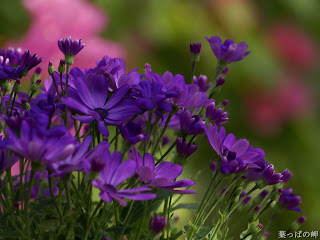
[[134, 202, 148, 240], [155, 139, 177, 165], [10, 92, 16, 114], [64, 64, 70, 96], [117, 200, 134, 240], [51, 74, 62, 103], [84, 200, 104, 240], [48, 175, 63, 222], [152, 110, 176, 155]]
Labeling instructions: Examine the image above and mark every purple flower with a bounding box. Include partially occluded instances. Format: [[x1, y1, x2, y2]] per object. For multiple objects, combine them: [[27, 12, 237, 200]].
[[91, 150, 156, 206], [262, 164, 283, 185], [205, 36, 251, 63], [128, 147, 196, 194], [281, 169, 293, 184], [0, 136, 19, 173], [92, 56, 142, 92], [190, 42, 202, 55], [6, 113, 77, 167], [162, 71, 213, 108], [84, 141, 110, 173], [58, 36, 85, 56], [21, 50, 43, 71], [193, 75, 211, 92], [204, 123, 264, 174], [0, 48, 25, 80], [130, 80, 176, 112], [205, 102, 229, 126], [150, 214, 167, 234], [50, 136, 92, 178], [176, 137, 198, 159], [179, 109, 205, 136], [2, 109, 28, 131], [278, 187, 302, 212], [61, 73, 141, 137], [119, 121, 148, 145], [245, 159, 268, 182]]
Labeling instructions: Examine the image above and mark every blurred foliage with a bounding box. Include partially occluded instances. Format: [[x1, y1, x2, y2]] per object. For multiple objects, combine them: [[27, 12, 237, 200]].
[[1, 0, 319, 238]]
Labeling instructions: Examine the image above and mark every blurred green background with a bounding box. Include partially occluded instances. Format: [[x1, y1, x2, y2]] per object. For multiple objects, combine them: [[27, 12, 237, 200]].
[[1, 0, 319, 238]]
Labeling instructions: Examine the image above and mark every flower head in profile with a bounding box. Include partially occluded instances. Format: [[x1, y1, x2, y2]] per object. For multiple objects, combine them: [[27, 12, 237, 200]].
[[262, 164, 283, 185], [58, 36, 85, 56], [91, 150, 156, 206], [278, 187, 302, 212], [50, 136, 92, 178], [0, 136, 19, 173], [150, 213, 167, 235], [128, 147, 196, 194], [61, 73, 141, 137], [204, 123, 264, 174], [6, 113, 77, 168], [206, 102, 229, 126], [205, 36, 250, 63], [193, 75, 211, 92], [179, 109, 205, 136], [119, 121, 148, 145]]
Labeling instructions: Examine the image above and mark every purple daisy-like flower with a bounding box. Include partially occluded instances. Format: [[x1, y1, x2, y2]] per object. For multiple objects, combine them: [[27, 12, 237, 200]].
[[128, 147, 196, 194], [278, 187, 302, 212], [21, 50, 43, 71], [204, 123, 264, 173], [179, 109, 205, 136], [0, 136, 19, 173], [176, 137, 198, 158], [150, 214, 167, 234], [91, 56, 142, 92], [205, 36, 251, 63], [130, 80, 176, 112], [91, 150, 156, 206], [206, 102, 229, 126], [281, 169, 293, 184], [0, 48, 26, 80], [193, 75, 211, 92], [58, 36, 85, 56], [245, 159, 268, 182], [162, 71, 213, 108], [6, 113, 77, 167], [2, 109, 28, 131], [50, 136, 92, 178], [61, 73, 141, 137], [84, 141, 110, 173], [262, 164, 283, 185], [119, 121, 148, 145]]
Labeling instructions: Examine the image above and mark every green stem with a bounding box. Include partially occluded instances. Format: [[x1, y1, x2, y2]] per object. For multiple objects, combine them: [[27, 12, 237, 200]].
[[10, 92, 16, 114], [134, 202, 148, 240], [155, 139, 177, 165], [152, 110, 177, 155], [64, 64, 70, 96], [25, 169, 36, 240], [48, 175, 63, 222], [51, 74, 62, 103], [84, 200, 104, 240], [117, 200, 134, 240], [6, 89, 14, 114]]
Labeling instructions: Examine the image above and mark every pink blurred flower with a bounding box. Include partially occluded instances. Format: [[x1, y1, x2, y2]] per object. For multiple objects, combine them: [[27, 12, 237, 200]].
[[7, 0, 125, 74], [267, 23, 318, 70], [245, 74, 313, 136]]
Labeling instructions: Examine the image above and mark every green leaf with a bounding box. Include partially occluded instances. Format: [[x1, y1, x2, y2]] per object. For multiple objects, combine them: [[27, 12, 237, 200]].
[[194, 226, 213, 240], [170, 203, 200, 212], [0, 231, 22, 238]]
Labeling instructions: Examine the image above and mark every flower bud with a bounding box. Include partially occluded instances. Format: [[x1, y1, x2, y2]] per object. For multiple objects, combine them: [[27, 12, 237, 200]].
[[48, 61, 56, 76], [150, 214, 167, 235], [58, 59, 66, 74], [216, 76, 225, 87]]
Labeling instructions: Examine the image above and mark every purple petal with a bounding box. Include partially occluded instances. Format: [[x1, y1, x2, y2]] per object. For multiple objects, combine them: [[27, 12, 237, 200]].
[[110, 160, 137, 186], [230, 139, 249, 156], [104, 85, 130, 110]]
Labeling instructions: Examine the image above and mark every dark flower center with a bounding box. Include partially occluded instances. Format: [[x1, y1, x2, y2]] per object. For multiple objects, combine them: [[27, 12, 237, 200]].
[[94, 108, 108, 120], [104, 184, 117, 194]]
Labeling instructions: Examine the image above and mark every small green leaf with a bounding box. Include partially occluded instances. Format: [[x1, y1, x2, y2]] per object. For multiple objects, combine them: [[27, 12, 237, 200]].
[[170, 203, 200, 212], [0, 231, 22, 238], [194, 226, 213, 240]]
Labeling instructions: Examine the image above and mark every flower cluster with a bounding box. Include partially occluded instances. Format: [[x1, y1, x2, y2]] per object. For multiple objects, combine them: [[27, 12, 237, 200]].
[[0, 36, 304, 240]]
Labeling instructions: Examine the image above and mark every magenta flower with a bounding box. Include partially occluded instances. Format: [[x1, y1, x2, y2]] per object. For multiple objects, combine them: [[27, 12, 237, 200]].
[[91, 150, 156, 206], [205, 36, 250, 63]]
